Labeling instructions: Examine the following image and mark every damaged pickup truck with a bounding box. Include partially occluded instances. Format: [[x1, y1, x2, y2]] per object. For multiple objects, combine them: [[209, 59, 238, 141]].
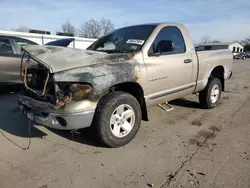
[[18, 23, 233, 147]]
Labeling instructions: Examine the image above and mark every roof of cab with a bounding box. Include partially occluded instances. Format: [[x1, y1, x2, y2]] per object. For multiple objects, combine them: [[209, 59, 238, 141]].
[[120, 22, 184, 28]]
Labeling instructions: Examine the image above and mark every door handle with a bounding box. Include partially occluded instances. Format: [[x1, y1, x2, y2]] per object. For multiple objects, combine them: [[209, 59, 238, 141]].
[[184, 59, 192, 63]]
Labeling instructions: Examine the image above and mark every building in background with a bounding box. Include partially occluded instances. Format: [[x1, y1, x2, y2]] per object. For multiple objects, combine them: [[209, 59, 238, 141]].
[[195, 42, 244, 52], [0, 30, 96, 50]]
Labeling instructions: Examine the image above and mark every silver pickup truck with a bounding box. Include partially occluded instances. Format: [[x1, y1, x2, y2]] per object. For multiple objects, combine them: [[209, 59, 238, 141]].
[[18, 23, 233, 147]]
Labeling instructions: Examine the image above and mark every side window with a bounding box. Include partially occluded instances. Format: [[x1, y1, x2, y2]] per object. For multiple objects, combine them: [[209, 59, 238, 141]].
[[149, 26, 186, 55], [0, 39, 14, 55], [14, 38, 36, 47], [13, 38, 37, 54]]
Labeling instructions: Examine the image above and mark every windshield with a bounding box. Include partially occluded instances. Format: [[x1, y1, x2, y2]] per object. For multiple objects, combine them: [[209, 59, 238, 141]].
[[87, 25, 156, 53]]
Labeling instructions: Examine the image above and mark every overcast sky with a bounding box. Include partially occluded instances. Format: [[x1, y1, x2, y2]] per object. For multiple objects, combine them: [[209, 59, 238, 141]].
[[1, 0, 250, 43]]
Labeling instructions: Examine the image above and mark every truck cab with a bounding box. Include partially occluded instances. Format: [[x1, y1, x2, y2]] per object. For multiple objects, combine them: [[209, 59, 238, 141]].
[[138, 23, 199, 106]]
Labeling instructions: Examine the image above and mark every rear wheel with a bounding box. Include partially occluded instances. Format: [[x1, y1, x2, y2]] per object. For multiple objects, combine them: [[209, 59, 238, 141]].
[[93, 91, 142, 148], [242, 56, 246, 60], [199, 77, 222, 109]]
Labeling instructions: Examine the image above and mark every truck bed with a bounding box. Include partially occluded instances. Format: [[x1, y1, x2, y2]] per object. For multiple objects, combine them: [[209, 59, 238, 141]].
[[194, 49, 233, 93]]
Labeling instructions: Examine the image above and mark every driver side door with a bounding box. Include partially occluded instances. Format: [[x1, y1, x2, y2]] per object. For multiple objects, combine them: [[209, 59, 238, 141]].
[[143, 26, 194, 106]]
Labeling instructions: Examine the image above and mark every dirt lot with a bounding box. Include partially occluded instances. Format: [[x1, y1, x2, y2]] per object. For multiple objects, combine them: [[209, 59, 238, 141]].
[[0, 59, 250, 188]]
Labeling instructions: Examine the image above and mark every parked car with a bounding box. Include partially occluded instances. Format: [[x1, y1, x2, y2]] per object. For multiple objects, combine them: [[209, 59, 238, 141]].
[[242, 52, 250, 58], [18, 23, 233, 148], [233, 52, 246, 60], [0, 36, 75, 86], [0, 35, 38, 86]]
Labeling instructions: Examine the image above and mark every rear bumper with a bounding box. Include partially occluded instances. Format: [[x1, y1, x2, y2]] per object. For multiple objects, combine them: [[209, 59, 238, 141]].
[[18, 95, 95, 130]]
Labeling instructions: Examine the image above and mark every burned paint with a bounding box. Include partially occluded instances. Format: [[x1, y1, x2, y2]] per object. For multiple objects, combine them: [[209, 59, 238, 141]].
[[54, 60, 140, 100], [21, 45, 141, 108], [22, 45, 137, 73]]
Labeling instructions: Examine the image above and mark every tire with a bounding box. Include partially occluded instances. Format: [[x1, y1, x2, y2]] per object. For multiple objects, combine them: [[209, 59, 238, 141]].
[[199, 77, 222, 109], [92, 91, 142, 148], [242, 56, 246, 60]]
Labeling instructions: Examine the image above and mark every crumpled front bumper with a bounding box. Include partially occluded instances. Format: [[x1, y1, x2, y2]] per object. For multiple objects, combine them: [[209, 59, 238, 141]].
[[18, 95, 96, 130]]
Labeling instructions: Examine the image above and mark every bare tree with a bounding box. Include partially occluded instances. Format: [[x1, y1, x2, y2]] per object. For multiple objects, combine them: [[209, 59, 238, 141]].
[[200, 36, 211, 44], [59, 21, 76, 36], [246, 37, 250, 44], [79, 18, 114, 38], [241, 37, 250, 45], [100, 19, 114, 36], [79, 19, 102, 38], [232, 40, 240, 43], [11, 25, 29, 32], [211, 40, 220, 43], [241, 36, 250, 51]]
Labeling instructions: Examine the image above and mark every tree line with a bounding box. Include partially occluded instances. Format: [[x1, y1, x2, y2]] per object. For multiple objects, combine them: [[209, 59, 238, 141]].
[[199, 36, 221, 44], [240, 37, 250, 51], [11, 18, 115, 39], [10, 21, 250, 51]]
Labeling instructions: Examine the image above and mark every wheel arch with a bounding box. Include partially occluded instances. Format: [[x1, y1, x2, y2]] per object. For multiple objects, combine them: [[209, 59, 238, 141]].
[[109, 82, 149, 121], [210, 66, 225, 91]]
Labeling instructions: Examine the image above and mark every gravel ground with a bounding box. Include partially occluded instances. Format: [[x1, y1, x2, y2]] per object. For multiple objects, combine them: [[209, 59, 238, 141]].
[[0, 59, 250, 188]]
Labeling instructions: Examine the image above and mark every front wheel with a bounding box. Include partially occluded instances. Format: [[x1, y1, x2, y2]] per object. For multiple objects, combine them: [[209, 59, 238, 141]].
[[199, 77, 222, 109], [93, 91, 142, 148]]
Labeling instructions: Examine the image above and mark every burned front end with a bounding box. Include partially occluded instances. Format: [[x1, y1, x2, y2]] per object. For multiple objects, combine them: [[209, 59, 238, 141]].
[[18, 44, 141, 130], [20, 55, 56, 106], [18, 52, 96, 130]]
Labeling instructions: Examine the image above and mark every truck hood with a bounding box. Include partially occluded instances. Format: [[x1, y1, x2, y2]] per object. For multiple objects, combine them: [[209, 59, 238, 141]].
[[22, 45, 132, 73]]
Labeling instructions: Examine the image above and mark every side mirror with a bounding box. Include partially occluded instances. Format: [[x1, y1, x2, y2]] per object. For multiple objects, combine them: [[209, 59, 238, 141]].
[[155, 40, 174, 53]]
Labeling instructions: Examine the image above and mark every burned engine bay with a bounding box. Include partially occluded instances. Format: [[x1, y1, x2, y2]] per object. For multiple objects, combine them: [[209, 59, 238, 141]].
[[20, 54, 93, 110]]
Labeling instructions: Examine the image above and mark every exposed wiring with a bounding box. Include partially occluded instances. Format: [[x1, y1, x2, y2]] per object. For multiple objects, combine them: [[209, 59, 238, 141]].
[[0, 119, 32, 150], [71, 130, 82, 154], [24, 119, 32, 150], [41, 71, 50, 96], [23, 58, 50, 97], [40, 134, 87, 155]]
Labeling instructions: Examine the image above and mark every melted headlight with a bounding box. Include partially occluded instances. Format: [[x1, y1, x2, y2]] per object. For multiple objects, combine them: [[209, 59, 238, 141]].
[[54, 83, 93, 109], [70, 83, 93, 100]]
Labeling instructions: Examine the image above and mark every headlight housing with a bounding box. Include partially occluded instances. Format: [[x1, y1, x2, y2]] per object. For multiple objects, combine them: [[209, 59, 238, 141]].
[[55, 83, 93, 106], [70, 83, 93, 100]]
